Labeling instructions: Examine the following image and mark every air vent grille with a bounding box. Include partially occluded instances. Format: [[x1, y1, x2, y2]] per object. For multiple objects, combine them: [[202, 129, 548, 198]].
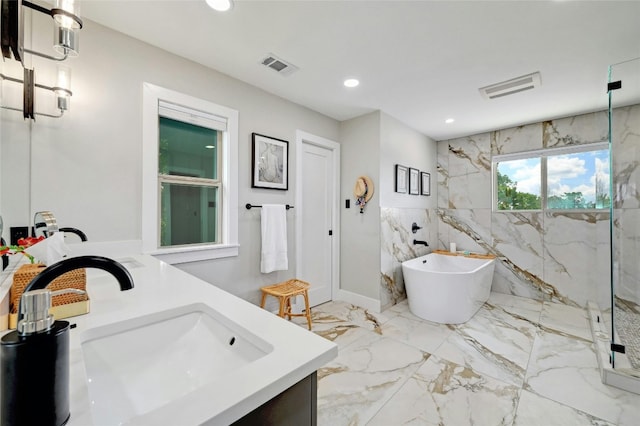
[[260, 53, 298, 76], [479, 72, 541, 100]]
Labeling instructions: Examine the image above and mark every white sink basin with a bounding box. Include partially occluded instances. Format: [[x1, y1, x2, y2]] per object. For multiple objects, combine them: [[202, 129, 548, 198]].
[[80, 303, 273, 425]]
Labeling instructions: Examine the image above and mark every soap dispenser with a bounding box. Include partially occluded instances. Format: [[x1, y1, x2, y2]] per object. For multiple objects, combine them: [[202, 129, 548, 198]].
[[1, 287, 84, 426]]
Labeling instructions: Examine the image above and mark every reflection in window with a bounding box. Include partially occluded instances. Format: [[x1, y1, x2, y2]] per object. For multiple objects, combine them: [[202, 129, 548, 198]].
[[160, 183, 218, 246], [158, 105, 223, 247]]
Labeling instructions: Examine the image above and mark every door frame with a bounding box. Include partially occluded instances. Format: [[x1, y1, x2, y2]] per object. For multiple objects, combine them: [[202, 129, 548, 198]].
[[295, 130, 340, 305]]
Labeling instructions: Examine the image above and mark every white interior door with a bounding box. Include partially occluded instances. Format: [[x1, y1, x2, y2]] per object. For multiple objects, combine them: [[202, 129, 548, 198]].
[[296, 131, 340, 307]]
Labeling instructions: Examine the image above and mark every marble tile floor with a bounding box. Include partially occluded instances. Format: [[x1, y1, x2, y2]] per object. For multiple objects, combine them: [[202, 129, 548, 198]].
[[291, 292, 640, 425]]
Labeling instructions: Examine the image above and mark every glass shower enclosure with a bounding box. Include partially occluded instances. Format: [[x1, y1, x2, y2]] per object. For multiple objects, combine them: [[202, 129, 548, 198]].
[[608, 57, 640, 387]]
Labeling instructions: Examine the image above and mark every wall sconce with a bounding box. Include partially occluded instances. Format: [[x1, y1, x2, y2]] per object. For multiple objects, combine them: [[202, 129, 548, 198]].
[[0, 0, 81, 119], [1, 65, 73, 119], [52, 0, 82, 57], [53, 65, 71, 111], [1, 0, 83, 63]]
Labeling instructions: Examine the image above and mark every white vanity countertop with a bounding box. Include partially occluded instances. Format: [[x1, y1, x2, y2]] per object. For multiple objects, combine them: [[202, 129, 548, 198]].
[[20, 255, 336, 425]]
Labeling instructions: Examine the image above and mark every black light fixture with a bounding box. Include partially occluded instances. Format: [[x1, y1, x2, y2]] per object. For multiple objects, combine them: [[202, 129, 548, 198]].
[[0, 0, 81, 119]]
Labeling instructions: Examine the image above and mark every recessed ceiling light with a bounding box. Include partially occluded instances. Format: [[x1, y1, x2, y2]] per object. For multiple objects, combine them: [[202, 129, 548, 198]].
[[205, 145, 215, 149], [206, 0, 233, 12], [344, 78, 359, 88], [445, 118, 455, 124]]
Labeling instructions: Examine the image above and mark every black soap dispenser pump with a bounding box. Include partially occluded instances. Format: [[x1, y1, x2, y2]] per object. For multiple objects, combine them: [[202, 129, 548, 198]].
[[1, 287, 84, 426]]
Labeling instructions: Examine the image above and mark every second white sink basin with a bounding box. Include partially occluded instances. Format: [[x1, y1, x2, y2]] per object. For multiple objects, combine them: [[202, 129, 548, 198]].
[[80, 303, 273, 424]]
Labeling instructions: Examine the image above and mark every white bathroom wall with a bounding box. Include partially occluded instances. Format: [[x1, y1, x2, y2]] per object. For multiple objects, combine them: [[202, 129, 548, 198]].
[[339, 111, 381, 302], [379, 112, 437, 209], [0, 16, 340, 304], [338, 111, 438, 310], [379, 113, 438, 309], [0, 53, 32, 234]]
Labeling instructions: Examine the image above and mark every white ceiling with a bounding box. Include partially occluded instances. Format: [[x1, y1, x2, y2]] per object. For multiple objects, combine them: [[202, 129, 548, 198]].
[[81, 0, 640, 141]]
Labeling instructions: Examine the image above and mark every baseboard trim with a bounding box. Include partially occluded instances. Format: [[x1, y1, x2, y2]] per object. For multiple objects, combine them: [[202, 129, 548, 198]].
[[335, 289, 381, 313]]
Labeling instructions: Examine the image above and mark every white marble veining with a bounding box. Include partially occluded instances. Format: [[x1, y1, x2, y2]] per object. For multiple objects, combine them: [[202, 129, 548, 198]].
[[295, 293, 640, 425], [317, 333, 427, 425], [380, 312, 452, 354], [433, 301, 538, 387], [395, 105, 640, 409], [542, 111, 608, 149], [525, 331, 640, 424], [611, 104, 640, 209], [368, 354, 520, 426], [539, 299, 592, 341], [446, 133, 492, 210], [379, 207, 437, 310], [493, 123, 543, 155], [614, 209, 640, 306], [438, 208, 492, 255], [514, 390, 616, 426], [436, 141, 450, 208], [491, 212, 545, 300], [434, 105, 638, 317], [542, 212, 610, 307]]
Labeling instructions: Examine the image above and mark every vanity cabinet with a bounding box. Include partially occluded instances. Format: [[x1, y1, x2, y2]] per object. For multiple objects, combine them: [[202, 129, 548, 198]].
[[232, 372, 317, 426]]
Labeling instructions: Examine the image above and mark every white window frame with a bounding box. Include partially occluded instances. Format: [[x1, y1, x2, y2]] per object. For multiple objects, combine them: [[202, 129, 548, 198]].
[[142, 83, 238, 264], [492, 141, 610, 213]]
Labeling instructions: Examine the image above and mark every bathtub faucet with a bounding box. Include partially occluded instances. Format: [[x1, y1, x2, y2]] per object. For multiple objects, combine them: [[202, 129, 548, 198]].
[[413, 239, 429, 246]]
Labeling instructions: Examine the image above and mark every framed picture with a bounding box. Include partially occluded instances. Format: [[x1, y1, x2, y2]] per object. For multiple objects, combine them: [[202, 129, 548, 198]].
[[251, 133, 288, 190], [395, 164, 408, 193], [421, 172, 431, 196], [409, 168, 420, 195]]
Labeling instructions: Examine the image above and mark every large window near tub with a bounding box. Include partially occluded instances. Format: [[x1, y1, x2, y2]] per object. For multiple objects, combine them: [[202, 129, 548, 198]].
[[142, 83, 239, 264], [494, 142, 610, 211]]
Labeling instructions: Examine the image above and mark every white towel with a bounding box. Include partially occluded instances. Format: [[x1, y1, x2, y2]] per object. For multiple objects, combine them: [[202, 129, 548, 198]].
[[260, 204, 288, 273]]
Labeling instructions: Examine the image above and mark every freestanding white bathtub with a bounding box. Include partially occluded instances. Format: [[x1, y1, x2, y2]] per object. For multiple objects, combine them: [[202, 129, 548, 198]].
[[401, 252, 496, 324]]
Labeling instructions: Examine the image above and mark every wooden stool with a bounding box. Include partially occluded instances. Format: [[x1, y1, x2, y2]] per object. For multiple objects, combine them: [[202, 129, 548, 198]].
[[260, 279, 312, 330]]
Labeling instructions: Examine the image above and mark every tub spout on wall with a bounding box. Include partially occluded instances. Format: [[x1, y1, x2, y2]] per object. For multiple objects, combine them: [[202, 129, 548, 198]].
[[413, 239, 429, 246]]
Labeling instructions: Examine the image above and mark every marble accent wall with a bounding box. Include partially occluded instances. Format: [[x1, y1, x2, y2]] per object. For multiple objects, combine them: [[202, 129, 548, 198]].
[[378, 105, 638, 312], [380, 208, 437, 311], [437, 109, 617, 309]]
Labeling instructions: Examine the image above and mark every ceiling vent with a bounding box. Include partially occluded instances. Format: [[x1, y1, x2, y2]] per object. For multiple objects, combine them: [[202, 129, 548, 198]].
[[479, 72, 541, 100], [260, 53, 298, 76]]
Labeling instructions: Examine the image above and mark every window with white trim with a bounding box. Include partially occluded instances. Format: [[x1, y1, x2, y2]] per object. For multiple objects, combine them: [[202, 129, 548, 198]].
[[493, 142, 610, 211], [142, 84, 239, 263]]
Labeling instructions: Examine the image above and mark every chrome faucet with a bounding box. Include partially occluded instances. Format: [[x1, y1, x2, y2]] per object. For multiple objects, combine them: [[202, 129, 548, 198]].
[[19, 255, 134, 322], [413, 239, 429, 246]]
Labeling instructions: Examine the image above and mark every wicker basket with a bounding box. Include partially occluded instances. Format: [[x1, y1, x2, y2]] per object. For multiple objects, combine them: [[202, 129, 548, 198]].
[[9, 263, 90, 328]]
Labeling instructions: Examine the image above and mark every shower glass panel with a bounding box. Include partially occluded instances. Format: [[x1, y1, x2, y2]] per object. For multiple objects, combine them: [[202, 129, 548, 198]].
[[608, 57, 640, 373]]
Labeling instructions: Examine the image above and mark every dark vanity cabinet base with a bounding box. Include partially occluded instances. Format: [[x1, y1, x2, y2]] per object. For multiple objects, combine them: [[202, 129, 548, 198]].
[[232, 371, 317, 426]]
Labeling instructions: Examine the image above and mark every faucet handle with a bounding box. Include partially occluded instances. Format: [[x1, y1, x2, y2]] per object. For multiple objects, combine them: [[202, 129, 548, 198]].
[[18, 288, 85, 335], [411, 222, 422, 234]]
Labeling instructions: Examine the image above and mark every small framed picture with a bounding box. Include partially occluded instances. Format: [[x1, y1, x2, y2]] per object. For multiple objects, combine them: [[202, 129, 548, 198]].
[[421, 172, 431, 196], [251, 133, 288, 190], [409, 168, 420, 195], [395, 164, 407, 193]]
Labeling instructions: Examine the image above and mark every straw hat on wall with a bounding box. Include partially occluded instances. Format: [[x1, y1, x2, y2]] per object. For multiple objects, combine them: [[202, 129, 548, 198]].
[[354, 176, 374, 212]]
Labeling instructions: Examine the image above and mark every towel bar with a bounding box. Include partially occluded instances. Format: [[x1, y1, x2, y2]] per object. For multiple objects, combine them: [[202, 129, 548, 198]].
[[246, 203, 294, 210]]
